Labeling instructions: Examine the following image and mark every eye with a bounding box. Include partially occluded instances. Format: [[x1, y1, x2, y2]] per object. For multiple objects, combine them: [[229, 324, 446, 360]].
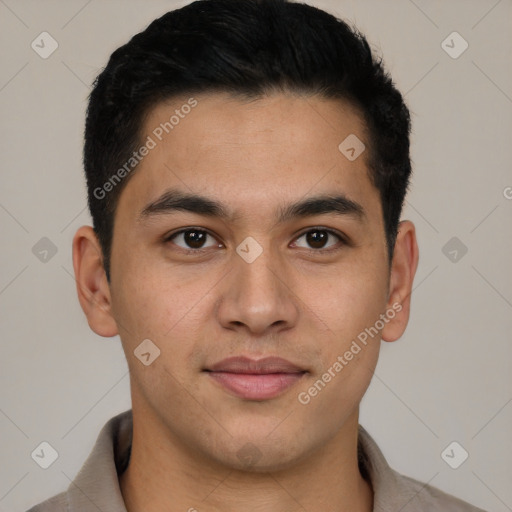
[[292, 228, 344, 251], [166, 229, 222, 251]]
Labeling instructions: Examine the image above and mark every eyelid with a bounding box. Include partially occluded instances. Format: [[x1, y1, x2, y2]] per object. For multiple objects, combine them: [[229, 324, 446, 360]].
[[291, 227, 347, 251], [164, 227, 223, 251]]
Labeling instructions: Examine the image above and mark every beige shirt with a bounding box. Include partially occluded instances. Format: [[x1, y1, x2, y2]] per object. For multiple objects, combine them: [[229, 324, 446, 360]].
[[27, 410, 486, 511]]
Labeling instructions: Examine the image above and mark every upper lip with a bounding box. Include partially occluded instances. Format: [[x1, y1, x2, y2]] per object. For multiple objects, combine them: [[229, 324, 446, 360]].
[[206, 356, 305, 374]]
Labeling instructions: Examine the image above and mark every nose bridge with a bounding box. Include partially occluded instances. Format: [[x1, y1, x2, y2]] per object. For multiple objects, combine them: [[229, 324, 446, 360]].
[[217, 236, 299, 334], [235, 237, 284, 303], [238, 240, 280, 292]]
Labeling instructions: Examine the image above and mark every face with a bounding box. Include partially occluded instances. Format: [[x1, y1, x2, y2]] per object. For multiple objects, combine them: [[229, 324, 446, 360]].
[[86, 93, 409, 471]]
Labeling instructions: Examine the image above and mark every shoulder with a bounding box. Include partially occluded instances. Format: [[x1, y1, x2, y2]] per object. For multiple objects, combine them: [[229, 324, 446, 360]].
[[357, 426, 487, 512], [26, 492, 68, 512], [394, 472, 488, 512], [24, 410, 132, 512]]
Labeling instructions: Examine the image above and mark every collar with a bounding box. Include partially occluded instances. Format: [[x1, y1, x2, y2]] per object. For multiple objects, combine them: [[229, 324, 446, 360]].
[[63, 409, 481, 511]]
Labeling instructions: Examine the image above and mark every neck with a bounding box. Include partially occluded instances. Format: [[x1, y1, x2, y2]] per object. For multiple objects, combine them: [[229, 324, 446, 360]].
[[120, 403, 373, 512]]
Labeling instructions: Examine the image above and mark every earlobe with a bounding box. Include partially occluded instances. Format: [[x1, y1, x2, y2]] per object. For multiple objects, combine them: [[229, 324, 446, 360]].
[[72, 226, 119, 337], [381, 220, 419, 343]]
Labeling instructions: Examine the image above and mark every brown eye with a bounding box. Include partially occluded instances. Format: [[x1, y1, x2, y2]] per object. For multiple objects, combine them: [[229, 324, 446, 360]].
[[167, 229, 220, 250], [306, 230, 328, 249], [293, 229, 343, 251]]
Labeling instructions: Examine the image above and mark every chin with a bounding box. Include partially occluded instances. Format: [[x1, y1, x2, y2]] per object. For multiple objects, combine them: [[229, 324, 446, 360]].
[[204, 428, 316, 474], [219, 446, 303, 473]]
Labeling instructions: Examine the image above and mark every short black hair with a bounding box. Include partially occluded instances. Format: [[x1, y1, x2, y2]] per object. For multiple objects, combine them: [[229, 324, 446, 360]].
[[84, 0, 412, 279]]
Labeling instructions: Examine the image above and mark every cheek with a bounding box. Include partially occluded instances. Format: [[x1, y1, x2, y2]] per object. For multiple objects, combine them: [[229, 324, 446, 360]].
[[303, 259, 388, 347], [110, 256, 221, 373], [296, 347, 379, 439], [295, 271, 384, 427], [111, 251, 193, 334]]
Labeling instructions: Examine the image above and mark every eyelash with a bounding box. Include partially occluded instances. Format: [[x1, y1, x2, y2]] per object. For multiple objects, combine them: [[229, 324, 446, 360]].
[[164, 227, 347, 255]]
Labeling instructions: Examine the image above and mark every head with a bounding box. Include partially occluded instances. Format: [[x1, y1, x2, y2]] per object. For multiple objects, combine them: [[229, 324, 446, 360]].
[[84, 0, 412, 279], [74, 0, 418, 472]]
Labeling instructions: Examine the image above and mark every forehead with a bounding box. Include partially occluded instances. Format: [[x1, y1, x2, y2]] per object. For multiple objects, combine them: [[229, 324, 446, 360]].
[[116, 92, 381, 225]]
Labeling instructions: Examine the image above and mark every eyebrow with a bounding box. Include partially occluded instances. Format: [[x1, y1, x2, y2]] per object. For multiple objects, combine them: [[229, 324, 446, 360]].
[[138, 188, 366, 224]]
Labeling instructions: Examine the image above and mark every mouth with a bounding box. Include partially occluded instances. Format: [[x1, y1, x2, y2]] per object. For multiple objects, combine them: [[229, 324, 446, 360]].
[[204, 356, 307, 401]]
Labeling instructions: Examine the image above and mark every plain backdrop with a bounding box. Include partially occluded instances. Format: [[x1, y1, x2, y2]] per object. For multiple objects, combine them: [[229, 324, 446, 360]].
[[1, 1, 511, 511]]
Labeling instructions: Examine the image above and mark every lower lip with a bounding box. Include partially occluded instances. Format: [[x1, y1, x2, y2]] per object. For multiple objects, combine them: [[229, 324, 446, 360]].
[[207, 371, 305, 400]]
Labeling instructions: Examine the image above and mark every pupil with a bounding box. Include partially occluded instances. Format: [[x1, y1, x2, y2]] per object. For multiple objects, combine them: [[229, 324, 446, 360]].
[[307, 231, 327, 249], [185, 231, 205, 248]]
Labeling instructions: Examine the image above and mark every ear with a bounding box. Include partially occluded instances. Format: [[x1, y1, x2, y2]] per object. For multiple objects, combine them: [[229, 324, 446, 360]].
[[72, 225, 118, 337], [381, 220, 419, 342]]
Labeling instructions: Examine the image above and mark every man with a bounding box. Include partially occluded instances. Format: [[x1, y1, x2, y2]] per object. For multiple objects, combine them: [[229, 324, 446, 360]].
[[28, 0, 486, 510]]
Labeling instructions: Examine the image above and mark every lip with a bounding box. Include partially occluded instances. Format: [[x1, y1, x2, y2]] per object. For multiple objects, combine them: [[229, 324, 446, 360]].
[[205, 356, 307, 401]]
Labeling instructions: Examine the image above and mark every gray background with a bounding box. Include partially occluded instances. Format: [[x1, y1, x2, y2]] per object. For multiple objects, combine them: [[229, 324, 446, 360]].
[[1, 0, 511, 510]]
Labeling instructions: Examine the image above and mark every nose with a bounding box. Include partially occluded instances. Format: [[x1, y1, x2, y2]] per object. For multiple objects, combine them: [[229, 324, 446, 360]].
[[215, 242, 300, 336]]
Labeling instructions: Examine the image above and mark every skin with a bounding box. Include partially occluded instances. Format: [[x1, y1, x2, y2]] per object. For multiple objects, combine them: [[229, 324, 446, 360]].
[[73, 93, 419, 512]]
